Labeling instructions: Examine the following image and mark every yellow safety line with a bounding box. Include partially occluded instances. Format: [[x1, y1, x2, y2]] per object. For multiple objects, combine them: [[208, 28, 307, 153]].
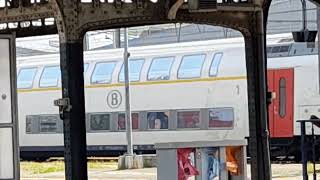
[[17, 76, 247, 93]]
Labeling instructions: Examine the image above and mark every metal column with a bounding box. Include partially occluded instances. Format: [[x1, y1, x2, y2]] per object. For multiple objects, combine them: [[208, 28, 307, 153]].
[[300, 121, 308, 180], [317, 7, 320, 94], [114, 29, 121, 48], [123, 28, 134, 155], [244, 11, 271, 180], [59, 39, 88, 180]]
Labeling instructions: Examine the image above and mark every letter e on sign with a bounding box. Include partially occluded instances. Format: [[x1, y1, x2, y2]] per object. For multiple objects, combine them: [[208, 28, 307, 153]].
[[107, 90, 122, 108]]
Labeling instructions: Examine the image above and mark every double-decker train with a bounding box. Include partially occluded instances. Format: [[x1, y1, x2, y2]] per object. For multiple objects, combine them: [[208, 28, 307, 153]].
[[16, 34, 320, 160]]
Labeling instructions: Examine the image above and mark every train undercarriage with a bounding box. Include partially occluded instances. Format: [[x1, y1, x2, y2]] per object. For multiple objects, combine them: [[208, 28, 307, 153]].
[[270, 136, 320, 162]]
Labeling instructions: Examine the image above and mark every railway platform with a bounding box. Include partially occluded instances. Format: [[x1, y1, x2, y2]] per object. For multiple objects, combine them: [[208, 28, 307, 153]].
[[20, 163, 318, 180]]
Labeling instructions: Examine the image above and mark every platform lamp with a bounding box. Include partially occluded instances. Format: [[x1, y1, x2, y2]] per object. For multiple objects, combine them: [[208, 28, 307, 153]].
[[292, 0, 317, 42]]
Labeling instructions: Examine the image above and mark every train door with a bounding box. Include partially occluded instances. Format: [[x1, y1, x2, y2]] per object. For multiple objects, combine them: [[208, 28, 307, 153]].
[[267, 69, 294, 138], [0, 35, 19, 180]]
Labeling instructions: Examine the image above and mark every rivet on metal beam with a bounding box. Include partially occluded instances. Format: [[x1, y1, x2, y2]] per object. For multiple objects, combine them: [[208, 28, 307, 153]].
[[93, 0, 101, 7], [115, 0, 122, 8], [136, 0, 143, 8]]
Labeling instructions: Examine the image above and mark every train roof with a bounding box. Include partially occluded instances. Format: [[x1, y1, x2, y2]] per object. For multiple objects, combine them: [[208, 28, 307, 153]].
[[17, 33, 317, 67], [17, 36, 245, 65]]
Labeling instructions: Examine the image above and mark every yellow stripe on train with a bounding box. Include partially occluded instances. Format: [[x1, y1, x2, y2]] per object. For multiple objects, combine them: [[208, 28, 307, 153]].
[[17, 76, 247, 93]]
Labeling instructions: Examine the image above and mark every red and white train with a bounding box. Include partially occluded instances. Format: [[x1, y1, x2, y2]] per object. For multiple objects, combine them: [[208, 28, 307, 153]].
[[16, 33, 320, 160]]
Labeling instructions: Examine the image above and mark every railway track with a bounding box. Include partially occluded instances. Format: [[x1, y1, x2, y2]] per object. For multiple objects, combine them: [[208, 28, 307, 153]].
[[24, 155, 306, 164], [21, 157, 119, 162]]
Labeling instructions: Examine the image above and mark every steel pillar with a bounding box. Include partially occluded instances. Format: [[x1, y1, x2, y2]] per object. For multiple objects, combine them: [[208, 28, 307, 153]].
[[59, 39, 88, 180], [317, 7, 320, 94], [114, 29, 121, 48], [300, 121, 308, 180], [244, 11, 271, 180]]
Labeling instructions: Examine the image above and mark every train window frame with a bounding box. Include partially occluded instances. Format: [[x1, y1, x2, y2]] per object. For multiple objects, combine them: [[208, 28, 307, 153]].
[[26, 116, 32, 134], [209, 52, 223, 77], [117, 112, 140, 131], [147, 56, 175, 81], [118, 59, 145, 83], [208, 107, 235, 129], [25, 115, 38, 134], [177, 110, 201, 130], [91, 61, 117, 84], [88, 113, 112, 132], [39, 65, 61, 88], [146, 111, 170, 131], [17, 67, 38, 89], [177, 54, 206, 79]]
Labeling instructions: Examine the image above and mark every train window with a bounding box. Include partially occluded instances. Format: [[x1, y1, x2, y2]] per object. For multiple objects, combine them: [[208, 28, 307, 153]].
[[40, 66, 61, 87], [177, 111, 200, 129], [209, 108, 234, 128], [39, 115, 58, 133], [118, 113, 139, 130], [91, 62, 117, 84], [178, 54, 205, 79], [84, 63, 89, 73], [271, 46, 281, 53], [89, 113, 111, 131], [267, 47, 272, 53], [147, 57, 174, 81], [280, 46, 290, 52], [279, 78, 286, 118], [209, 53, 223, 77], [147, 111, 169, 130], [17, 68, 37, 89], [119, 59, 145, 82]]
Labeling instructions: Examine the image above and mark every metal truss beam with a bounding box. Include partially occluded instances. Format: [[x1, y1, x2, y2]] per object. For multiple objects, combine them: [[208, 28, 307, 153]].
[[0, 0, 266, 38], [0, 25, 57, 37], [0, 3, 53, 23]]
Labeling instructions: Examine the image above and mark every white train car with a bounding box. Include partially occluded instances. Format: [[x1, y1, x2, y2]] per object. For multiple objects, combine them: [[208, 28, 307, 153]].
[[17, 38, 249, 159], [17, 34, 320, 160]]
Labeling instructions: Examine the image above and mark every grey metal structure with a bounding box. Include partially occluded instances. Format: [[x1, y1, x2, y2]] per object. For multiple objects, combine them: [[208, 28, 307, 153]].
[[0, 0, 313, 179], [0, 34, 19, 180]]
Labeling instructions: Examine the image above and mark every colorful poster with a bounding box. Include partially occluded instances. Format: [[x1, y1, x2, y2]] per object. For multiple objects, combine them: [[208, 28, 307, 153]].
[[205, 148, 220, 180], [177, 148, 199, 180]]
